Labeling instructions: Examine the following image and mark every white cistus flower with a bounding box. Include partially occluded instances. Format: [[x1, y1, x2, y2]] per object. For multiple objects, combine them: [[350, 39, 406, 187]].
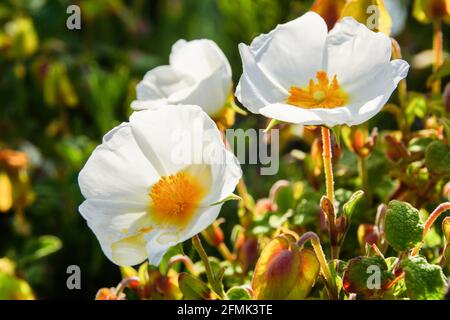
[[132, 39, 232, 117], [78, 105, 242, 266], [235, 12, 410, 127]]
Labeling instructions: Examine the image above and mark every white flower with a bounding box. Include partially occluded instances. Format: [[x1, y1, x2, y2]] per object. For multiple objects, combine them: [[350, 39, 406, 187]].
[[132, 39, 232, 117], [78, 105, 242, 266], [235, 12, 410, 127]]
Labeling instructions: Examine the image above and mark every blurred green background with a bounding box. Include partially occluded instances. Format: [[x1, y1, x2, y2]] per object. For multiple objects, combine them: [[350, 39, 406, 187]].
[[0, 0, 449, 299]]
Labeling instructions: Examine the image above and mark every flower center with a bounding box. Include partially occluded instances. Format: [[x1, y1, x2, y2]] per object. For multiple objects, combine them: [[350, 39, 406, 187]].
[[149, 171, 206, 228], [287, 71, 348, 109]]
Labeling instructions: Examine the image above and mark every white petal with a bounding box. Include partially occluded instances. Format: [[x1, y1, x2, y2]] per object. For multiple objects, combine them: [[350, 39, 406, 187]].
[[79, 199, 152, 266], [133, 40, 232, 116], [325, 17, 392, 96], [236, 12, 327, 113], [170, 39, 231, 81], [261, 59, 409, 126], [79, 199, 150, 235], [78, 123, 160, 203], [110, 233, 148, 266], [129, 105, 222, 176], [260, 103, 352, 127], [343, 59, 410, 126], [168, 69, 231, 116], [145, 230, 177, 266], [168, 39, 232, 115], [235, 45, 288, 113], [144, 205, 222, 266], [132, 65, 196, 111]]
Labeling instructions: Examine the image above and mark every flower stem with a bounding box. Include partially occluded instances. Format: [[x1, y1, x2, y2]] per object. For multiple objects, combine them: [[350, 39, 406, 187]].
[[321, 126, 335, 206], [432, 19, 443, 94], [358, 155, 371, 207], [298, 232, 337, 299], [166, 255, 198, 276], [411, 202, 450, 256], [218, 243, 235, 262], [192, 234, 224, 299]]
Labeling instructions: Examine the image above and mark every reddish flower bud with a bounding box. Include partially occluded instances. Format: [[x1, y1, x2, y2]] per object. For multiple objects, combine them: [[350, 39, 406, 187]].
[[95, 288, 125, 300], [252, 235, 320, 300], [311, 0, 347, 30], [357, 224, 379, 251], [235, 233, 258, 274], [444, 82, 450, 113], [202, 219, 224, 246]]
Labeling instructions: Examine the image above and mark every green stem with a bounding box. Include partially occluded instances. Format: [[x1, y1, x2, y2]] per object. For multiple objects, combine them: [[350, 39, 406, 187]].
[[412, 202, 450, 256], [192, 235, 225, 299], [432, 19, 443, 94], [298, 232, 338, 300], [358, 155, 371, 207]]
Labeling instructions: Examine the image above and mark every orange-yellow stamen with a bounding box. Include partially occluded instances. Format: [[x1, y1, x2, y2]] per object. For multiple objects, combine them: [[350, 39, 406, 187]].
[[149, 171, 205, 228], [287, 71, 348, 109]]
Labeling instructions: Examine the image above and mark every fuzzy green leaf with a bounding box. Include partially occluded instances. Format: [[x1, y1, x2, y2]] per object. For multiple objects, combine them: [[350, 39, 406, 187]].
[[226, 287, 252, 300], [342, 256, 393, 297], [425, 141, 450, 176], [178, 272, 211, 300], [384, 200, 424, 252], [402, 256, 447, 300]]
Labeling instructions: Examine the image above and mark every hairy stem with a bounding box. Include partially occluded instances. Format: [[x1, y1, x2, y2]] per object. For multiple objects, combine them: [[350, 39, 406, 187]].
[[411, 202, 450, 256], [218, 243, 235, 262], [432, 19, 443, 94], [321, 126, 335, 206], [298, 232, 337, 299], [192, 234, 224, 299]]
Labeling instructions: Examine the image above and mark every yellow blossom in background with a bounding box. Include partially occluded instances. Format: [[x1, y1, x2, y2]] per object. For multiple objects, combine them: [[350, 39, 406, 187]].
[[0, 258, 35, 300], [341, 0, 392, 35], [4, 17, 38, 58], [414, 0, 450, 23]]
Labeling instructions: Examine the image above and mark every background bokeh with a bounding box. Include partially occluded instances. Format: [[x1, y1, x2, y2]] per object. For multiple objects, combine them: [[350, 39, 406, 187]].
[[0, 0, 449, 299]]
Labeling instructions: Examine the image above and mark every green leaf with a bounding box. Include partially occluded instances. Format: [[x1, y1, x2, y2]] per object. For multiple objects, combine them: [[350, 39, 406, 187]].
[[263, 119, 281, 133], [292, 199, 318, 226], [0, 272, 34, 300], [226, 287, 252, 300], [402, 256, 447, 300], [408, 137, 434, 154], [342, 256, 393, 298], [19, 235, 62, 266], [274, 184, 294, 213], [178, 272, 211, 300], [425, 141, 450, 176], [210, 193, 242, 206], [384, 200, 424, 252], [405, 93, 427, 127], [342, 190, 365, 219]]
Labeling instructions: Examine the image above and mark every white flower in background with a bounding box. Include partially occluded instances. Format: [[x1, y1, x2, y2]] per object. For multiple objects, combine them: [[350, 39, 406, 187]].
[[131, 39, 232, 117], [235, 12, 410, 127], [385, 0, 407, 36], [78, 105, 242, 266]]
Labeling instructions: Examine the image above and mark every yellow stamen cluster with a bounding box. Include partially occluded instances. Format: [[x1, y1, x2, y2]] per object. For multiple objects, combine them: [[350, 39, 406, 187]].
[[149, 171, 205, 228], [287, 71, 348, 109]]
